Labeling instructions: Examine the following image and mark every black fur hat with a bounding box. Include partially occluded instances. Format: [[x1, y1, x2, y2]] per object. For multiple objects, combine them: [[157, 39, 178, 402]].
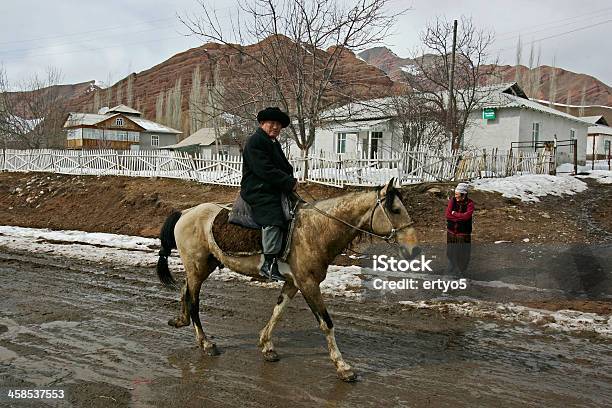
[[257, 107, 290, 128]]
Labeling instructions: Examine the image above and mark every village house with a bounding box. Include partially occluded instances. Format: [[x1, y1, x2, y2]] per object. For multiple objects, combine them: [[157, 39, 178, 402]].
[[63, 104, 181, 150], [160, 126, 241, 158], [302, 83, 590, 165], [582, 115, 612, 160]]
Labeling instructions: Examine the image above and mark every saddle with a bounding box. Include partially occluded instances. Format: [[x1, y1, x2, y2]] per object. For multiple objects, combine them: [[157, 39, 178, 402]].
[[211, 201, 299, 261]]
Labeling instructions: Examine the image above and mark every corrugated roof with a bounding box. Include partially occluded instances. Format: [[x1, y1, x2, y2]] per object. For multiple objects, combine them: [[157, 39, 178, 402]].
[[161, 127, 226, 149], [481, 92, 592, 124], [589, 124, 612, 136], [581, 115, 608, 126], [321, 82, 590, 125]]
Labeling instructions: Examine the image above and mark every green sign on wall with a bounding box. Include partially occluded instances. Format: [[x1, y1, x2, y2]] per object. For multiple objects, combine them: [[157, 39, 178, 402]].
[[483, 108, 496, 120]]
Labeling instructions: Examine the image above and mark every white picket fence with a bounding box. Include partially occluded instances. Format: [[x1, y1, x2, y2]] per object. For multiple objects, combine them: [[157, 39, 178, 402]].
[[1, 148, 553, 188]]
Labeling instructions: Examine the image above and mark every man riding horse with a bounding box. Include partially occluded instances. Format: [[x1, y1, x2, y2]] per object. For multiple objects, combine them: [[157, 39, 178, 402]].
[[240, 107, 296, 282]]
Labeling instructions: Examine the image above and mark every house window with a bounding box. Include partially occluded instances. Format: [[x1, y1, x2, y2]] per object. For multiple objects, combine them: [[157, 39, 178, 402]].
[[370, 131, 382, 159], [151, 134, 159, 147], [336, 133, 347, 154], [531, 122, 540, 145], [605, 140, 611, 154], [118, 131, 128, 141], [115, 117, 124, 126]]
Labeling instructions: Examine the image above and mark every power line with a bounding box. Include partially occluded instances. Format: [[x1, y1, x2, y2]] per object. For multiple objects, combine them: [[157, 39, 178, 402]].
[[495, 6, 612, 37], [0, 17, 176, 46], [0, 26, 180, 55], [495, 12, 612, 43], [0, 34, 193, 61], [492, 19, 612, 54]]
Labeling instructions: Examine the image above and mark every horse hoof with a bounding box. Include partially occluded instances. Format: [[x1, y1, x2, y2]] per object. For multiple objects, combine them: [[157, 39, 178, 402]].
[[338, 369, 358, 382], [263, 350, 280, 362], [168, 318, 188, 328], [203, 344, 220, 356]]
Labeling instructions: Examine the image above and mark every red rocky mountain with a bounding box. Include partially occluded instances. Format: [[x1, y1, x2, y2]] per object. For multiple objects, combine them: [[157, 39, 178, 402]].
[[66, 37, 397, 135], [358, 46, 612, 107]]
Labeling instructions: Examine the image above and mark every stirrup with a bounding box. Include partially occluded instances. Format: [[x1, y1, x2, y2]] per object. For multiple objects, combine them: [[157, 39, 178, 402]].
[[260, 257, 284, 282]]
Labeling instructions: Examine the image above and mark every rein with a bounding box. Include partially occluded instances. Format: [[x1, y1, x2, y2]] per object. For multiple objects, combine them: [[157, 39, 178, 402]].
[[293, 188, 414, 244]]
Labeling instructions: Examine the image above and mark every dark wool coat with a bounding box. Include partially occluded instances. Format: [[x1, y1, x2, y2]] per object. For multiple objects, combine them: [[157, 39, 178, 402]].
[[446, 197, 474, 235], [240, 127, 297, 227]]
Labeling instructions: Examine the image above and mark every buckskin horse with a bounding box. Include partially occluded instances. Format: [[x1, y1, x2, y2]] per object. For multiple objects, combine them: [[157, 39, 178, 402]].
[[156, 178, 420, 381]]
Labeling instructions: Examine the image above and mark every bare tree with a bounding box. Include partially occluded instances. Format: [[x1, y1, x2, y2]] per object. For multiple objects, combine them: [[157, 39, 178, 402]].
[[189, 65, 205, 134], [180, 0, 401, 173], [528, 43, 542, 98], [0, 66, 69, 149], [515, 36, 522, 84], [389, 91, 446, 152], [548, 56, 557, 108], [579, 83, 587, 116], [404, 16, 498, 150], [116, 82, 124, 106], [126, 75, 135, 107], [163, 78, 182, 131], [155, 92, 164, 123]]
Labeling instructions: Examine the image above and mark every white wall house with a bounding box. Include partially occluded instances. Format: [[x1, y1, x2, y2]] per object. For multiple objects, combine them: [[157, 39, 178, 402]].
[[309, 83, 590, 164], [464, 84, 589, 164], [582, 116, 612, 159]]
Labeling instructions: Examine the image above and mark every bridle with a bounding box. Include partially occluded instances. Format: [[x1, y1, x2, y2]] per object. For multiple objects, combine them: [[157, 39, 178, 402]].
[[294, 187, 414, 244]]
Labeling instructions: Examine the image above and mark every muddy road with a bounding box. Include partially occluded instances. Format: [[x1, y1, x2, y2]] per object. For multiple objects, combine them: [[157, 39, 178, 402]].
[[0, 246, 610, 408]]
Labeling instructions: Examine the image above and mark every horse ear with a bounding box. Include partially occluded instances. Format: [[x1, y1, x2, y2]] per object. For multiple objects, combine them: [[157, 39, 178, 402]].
[[394, 178, 402, 189], [381, 177, 395, 196]]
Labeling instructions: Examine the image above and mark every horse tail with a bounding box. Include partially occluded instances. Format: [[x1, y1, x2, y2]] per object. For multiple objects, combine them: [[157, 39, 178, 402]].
[[157, 211, 182, 288]]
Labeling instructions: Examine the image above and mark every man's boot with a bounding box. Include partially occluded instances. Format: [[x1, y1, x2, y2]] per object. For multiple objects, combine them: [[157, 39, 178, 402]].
[[259, 254, 285, 282]]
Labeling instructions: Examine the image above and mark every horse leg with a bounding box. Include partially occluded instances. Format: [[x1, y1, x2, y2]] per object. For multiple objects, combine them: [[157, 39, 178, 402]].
[[168, 283, 191, 328], [258, 281, 298, 362], [186, 254, 221, 356], [301, 282, 357, 382]]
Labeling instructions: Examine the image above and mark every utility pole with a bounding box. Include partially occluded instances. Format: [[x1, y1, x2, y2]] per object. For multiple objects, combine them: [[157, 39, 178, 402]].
[[448, 19, 458, 152]]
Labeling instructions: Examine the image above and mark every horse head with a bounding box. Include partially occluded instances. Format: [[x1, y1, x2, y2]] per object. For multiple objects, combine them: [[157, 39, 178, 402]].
[[371, 178, 421, 260]]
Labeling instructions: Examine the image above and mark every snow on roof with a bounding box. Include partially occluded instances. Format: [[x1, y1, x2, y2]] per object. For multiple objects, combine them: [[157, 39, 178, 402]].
[[64, 112, 117, 127], [64, 112, 181, 134], [161, 127, 226, 149], [130, 117, 181, 134], [108, 104, 142, 116]]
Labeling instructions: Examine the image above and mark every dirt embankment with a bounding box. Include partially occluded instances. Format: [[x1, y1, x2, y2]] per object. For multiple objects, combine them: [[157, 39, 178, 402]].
[[0, 171, 609, 245]]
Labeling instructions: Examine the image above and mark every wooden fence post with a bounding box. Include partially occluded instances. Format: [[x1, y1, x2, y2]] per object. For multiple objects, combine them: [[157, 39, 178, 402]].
[[573, 138, 578, 175]]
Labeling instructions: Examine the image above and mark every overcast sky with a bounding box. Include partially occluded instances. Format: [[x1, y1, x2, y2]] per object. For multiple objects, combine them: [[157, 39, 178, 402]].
[[1, 0, 610, 89]]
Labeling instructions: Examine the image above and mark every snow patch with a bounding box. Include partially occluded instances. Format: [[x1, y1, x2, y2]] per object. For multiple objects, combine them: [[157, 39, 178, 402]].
[[576, 170, 612, 184], [399, 64, 419, 75], [0, 225, 364, 298], [471, 174, 588, 202], [399, 300, 611, 337]]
